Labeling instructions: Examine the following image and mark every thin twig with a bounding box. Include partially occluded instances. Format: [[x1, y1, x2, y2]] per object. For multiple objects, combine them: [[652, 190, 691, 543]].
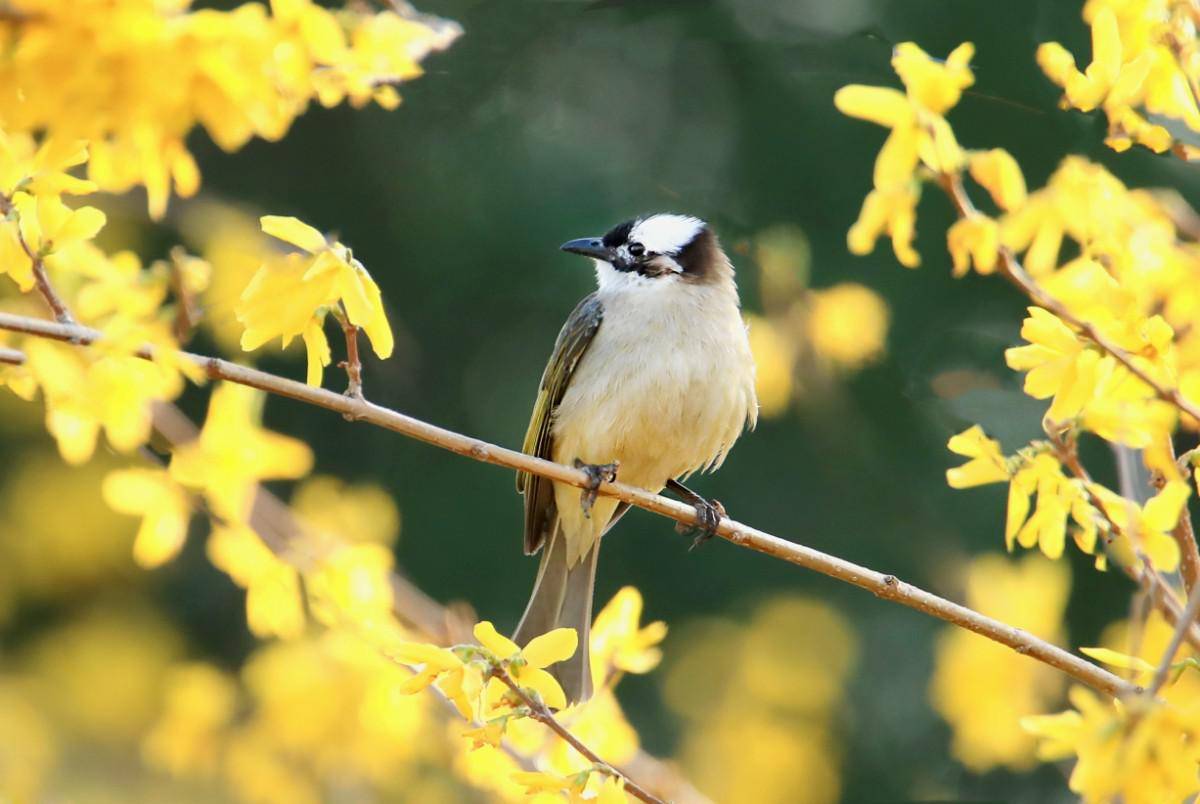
[[0, 311, 1139, 699], [333, 304, 364, 400], [2, 201, 75, 326], [491, 667, 665, 804], [1150, 582, 1200, 695], [0, 346, 23, 365]]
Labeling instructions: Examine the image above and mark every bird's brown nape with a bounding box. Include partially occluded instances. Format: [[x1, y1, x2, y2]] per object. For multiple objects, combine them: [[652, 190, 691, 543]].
[[675, 227, 725, 284]]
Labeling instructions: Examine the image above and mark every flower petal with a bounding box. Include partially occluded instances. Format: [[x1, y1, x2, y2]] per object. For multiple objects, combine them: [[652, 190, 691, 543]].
[[474, 621, 520, 658], [521, 627, 577, 669], [260, 215, 328, 253]]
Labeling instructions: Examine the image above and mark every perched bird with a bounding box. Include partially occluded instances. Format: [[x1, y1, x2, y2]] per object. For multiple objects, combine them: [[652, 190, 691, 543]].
[[513, 213, 758, 702]]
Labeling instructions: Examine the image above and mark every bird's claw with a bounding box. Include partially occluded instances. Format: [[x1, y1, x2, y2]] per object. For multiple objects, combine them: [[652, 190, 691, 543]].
[[575, 459, 619, 518], [676, 497, 726, 550]]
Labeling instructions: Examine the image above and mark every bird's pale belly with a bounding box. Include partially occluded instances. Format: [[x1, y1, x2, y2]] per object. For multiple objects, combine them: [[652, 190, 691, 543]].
[[548, 319, 753, 565]]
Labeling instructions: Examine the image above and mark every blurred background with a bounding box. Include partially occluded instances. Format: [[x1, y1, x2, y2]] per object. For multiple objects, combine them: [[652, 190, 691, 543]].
[[3, 0, 1197, 801]]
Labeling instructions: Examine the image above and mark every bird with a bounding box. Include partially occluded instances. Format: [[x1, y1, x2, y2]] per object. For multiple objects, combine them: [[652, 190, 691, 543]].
[[513, 213, 758, 703]]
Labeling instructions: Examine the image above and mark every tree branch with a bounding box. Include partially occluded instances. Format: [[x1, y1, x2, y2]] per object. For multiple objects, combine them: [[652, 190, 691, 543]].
[[491, 667, 665, 804], [0, 311, 1139, 698]]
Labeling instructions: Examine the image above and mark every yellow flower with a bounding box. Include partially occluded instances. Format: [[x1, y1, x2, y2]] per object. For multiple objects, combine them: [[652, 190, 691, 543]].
[[745, 315, 795, 418], [461, 721, 505, 750], [236, 216, 394, 386], [1092, 609, 1200, 700], [1005, 453, 1095, 560], [23, 339, 183, 464], [946, 215, 1000, 277], [1089, 479, 1188, 572], [510, 769, 577, 795], [13, 191, 106, 257], [476, 621, 577, 711], [589, 586, 667, 684], [1038, 4, 1200, 155], [930, 554, 1069, 771], [0, 133, 95, 197], [388, 639, 481, 719], [169, 383, 313, 522], [846, 186, 921, 268], [0, 2, 457, 216], [1006, 307, 1099, 422], [1079, 355, 1176, 448], [968, 149, 1027, 211], [292, 475, 400, 549], [1024, 687, 1200, 804], [0, 333, 36, 400], [142, 663, 238, 777], [892, 41, 975, 115], [805, 283, 890, 370], [206, 523, 307, 640], [102, 467, 192, 568], [945, 425, 1009, 488], [306, 543, 396, 627]]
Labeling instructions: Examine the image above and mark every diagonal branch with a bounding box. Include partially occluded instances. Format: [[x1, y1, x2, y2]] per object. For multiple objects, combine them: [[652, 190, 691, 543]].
[[937, 172, 1200, 608], [0, 310, 1138, 698]]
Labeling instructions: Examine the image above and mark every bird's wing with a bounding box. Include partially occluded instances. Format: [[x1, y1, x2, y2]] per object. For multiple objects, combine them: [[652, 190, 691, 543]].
[[518, 293, 604, 555]]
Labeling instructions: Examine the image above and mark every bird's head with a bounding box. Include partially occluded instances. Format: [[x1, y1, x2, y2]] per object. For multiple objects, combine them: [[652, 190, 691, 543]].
[[560, 213, 729, 288]]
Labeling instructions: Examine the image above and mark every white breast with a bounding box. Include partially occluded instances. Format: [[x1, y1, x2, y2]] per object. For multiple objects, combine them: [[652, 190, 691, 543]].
[[549, 268, 757, 563]]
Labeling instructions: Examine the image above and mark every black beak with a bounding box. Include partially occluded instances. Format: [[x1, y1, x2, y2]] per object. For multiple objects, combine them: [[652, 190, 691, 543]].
[[560, 237, 612, 261]]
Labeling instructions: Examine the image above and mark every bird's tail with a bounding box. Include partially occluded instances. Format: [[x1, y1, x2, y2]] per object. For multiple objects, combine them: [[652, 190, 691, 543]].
[[512, 525, 598, 704]]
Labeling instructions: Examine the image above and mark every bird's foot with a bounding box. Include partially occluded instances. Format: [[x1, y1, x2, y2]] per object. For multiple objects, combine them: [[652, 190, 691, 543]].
[[680, 497, 726, 551], [666, 478, 726, 550], [574, 459, 619, 519]]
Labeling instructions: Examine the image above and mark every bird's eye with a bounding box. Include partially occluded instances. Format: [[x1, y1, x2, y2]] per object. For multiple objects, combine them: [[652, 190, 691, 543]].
[[628, 242, 645, 257]]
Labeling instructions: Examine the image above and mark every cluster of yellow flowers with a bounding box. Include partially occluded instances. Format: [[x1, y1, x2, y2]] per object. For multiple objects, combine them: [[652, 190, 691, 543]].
[[929, 554, 1070, 771], [2, 2, 681, 799], [743, 224, 891, 416], [1039, 0, 1200, 156], [237, 215, 394, 387], [0, 0, 459, 217], [1024, 609, 1200, 804], [837, 2, 1200, 799], [380, 588, 664, 803], [0, 135, 202, 464], [662, 597, 857, 804]]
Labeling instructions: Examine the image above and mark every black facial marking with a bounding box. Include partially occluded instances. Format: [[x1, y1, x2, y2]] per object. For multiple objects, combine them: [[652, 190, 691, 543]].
[[602, 219, 636, 248]]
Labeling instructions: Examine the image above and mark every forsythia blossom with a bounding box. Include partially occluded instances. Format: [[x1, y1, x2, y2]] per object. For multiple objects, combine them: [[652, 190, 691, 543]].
[[1024, 688, 1200, 804], [236, 216, 395, 386], [930, 554, 1070, 771], [0, 0, 459, 217], [1038, 3, 1198, 155], [835, 42, 975, 267]]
